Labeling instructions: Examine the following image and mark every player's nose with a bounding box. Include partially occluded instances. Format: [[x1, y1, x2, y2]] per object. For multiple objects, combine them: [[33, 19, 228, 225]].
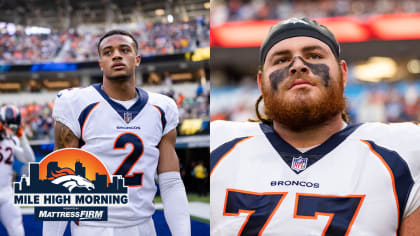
[[289, 57, 309, 76], [112, 51, 123, 60]]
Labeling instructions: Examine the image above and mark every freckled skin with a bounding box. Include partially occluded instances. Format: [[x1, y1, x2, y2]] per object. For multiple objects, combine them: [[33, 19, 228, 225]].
[[269, 56, 331, 90]]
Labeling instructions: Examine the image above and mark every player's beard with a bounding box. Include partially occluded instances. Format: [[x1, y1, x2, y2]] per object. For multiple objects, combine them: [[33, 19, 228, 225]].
[[261, 66, 346, 132]]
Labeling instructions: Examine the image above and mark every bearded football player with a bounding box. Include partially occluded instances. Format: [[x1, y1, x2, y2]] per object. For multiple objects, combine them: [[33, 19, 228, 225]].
[[210, 17, 420, 236]]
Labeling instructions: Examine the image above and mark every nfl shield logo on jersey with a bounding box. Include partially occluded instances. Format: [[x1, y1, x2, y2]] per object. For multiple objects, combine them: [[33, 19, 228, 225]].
[[124, 112, 132, 123], [291, 156, 308, 172]]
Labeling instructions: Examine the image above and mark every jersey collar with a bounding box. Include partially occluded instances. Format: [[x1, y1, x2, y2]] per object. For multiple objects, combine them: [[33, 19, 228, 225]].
[[92, 83, 149, 123], [259, 122, 362, 174]]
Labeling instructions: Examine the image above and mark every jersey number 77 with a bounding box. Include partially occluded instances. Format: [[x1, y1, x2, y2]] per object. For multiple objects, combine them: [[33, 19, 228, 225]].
[[224, 189, 365, 236]]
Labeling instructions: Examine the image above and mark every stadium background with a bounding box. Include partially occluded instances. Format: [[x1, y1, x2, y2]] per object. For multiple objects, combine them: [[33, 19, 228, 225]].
[[0, 0, 210, 235], [211, 0, 420, 126]]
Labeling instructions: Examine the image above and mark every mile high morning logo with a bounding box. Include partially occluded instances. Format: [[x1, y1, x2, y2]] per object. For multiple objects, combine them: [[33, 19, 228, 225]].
[[13, 148, 128, 221]]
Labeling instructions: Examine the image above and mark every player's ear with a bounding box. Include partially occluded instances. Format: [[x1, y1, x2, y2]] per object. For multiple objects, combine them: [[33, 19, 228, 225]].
[[135, 55, 141, 66], [339, 60, 348, 88], [98, 59, 103, 71], [257, 70, 263, 92]]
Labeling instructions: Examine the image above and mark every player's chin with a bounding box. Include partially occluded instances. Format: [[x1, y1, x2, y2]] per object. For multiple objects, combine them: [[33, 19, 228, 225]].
[[285, 89, 320, 103], [108, 73, 131, 81]]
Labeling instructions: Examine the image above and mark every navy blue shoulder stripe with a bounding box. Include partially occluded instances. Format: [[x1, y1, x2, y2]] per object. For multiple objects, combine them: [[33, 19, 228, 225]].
[[78, 102, 99, 135], [363, 140, 414, 225], [78, 139, 86, 148], [153, 105, 167, 133], [210, 136, 252, 175]]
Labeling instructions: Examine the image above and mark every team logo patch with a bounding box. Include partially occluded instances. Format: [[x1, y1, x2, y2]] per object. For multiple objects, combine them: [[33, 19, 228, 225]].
[[124, 112, 132, 123], [285, 18, 309, 25], [13, 149, 129, 221], [291, 156, 308, 172]]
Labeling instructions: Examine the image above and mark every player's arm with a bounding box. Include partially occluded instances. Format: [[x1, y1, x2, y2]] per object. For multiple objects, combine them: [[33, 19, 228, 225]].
[[53, 121, 79, 150], [43, 121, 78, 236], [157, 129, 191, 236], [400, 203, 420, 235], [12, 133, 35, 163]]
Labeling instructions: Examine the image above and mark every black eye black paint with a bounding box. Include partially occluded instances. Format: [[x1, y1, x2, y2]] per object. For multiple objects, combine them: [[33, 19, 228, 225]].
[[268, 56, 331, 90], [268, 58, 296, 91]]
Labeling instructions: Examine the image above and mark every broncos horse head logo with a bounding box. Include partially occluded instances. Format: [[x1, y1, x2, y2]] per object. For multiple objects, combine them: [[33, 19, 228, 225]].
[[49, 168, 95, 192]]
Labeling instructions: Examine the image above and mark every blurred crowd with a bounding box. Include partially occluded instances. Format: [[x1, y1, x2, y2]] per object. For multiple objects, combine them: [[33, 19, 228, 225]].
[[211, 82, 420, 124], [211, 0, 420, 26], [17, 102, 55, 141], [0, 19, 210, 64], [6, 84, 209, 141], [349, 84, 420, 123]]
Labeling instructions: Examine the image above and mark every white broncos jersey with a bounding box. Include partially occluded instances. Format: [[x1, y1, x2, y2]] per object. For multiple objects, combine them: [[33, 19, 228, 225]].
[[0, 136, 34, 191], [53, 83, 178, 227], [210, 121, 420, 236]]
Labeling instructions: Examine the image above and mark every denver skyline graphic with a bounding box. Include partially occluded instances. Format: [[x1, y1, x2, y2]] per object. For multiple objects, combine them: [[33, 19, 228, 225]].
[[14, 161, 128, 194]]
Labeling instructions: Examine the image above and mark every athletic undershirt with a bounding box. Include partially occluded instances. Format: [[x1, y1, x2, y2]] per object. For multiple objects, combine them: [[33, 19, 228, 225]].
[[109, 92, 139, 109]]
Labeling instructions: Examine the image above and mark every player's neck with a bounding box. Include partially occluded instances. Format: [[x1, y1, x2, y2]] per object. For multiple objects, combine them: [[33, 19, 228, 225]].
[[272, 114, 346, 149], [102, 78, 136, 101]]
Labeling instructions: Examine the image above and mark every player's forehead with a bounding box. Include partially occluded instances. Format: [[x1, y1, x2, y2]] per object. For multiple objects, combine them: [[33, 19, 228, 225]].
[[266, 36, 333, 59], [99, 34, 136, 50]]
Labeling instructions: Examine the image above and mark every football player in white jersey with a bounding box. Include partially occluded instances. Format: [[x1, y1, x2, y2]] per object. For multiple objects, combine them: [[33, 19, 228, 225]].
[[0, 105, 35, 236], [210, 17, 420, 235], [43, 30, 190, 236]]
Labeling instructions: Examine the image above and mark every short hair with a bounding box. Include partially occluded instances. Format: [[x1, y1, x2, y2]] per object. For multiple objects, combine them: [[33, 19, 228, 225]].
[[97, 29, 139, 55]]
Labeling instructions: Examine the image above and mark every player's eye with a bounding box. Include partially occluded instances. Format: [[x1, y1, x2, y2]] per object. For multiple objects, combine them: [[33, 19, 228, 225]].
[[103, 50, 112, 56], [308, 53, 322, 59], [121, 48, 130, 53], [274, 57, 289, 65]]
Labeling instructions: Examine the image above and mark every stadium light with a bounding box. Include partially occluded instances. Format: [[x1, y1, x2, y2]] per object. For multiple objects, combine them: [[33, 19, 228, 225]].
[[25, 26, 51, 35], [354, 57, 397, 82], [167, 14, 174, 23], [155, 9, 165, 16], [6, 23, 16, 35], [407, 59, 420, 74]]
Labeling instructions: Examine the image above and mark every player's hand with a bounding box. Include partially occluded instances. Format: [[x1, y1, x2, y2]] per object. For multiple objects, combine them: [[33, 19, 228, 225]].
[[16, 127, 24, 138]]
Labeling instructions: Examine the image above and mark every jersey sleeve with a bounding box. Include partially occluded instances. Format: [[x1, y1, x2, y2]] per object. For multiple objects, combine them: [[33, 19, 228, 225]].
[[163, 97, 179, 136], [401, 124, 420, 218], [210, 120, 227, 152], [52, 89, 81, 138], [12, 135, 35, 163], [386, 123, 420, 218]]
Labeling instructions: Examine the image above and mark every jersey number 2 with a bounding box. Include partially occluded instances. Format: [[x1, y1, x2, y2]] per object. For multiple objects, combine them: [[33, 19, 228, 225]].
[[113, 132, 144, 187], [224, 189, 365, 236], [0, 146, 13, 165]]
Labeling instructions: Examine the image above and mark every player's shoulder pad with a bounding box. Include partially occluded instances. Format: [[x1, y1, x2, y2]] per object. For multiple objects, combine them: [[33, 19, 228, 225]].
[[147, 90, 177, 110], [210, 120, 261, 151], [356, 122, 420, 166], [56, 86, 98, 104], [56, 87, 82, 98], [357, 122, 420, 143]]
